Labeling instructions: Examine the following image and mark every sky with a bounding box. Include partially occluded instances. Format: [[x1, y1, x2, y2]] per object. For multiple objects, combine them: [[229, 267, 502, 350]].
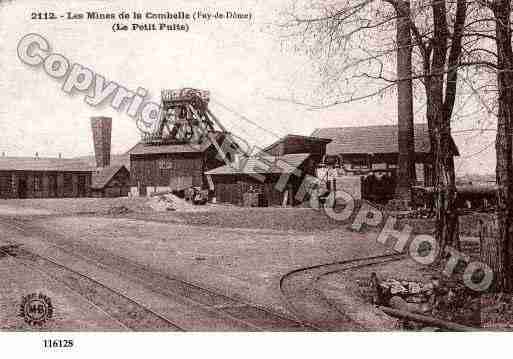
[[0, 0, 498, 175]]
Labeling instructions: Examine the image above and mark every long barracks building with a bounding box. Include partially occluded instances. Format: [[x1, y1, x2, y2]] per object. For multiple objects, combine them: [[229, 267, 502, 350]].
[[0, 117, 130, 199]]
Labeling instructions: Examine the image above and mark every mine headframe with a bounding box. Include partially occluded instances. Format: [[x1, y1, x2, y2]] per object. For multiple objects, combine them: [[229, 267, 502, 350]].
[[141, 88, 245, 163]]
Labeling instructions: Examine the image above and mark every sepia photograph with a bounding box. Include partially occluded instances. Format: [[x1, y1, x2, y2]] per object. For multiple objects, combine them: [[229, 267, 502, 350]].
[[0, 0, 512, 356]]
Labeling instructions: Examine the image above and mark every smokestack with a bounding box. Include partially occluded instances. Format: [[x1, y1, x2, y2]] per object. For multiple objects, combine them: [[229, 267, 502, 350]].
[[90, 116, 112, 168]]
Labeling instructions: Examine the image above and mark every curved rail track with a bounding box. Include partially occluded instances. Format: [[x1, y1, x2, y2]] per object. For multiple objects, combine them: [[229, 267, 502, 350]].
[[0, 217, 315, 331], [280, 252, 408, 330]]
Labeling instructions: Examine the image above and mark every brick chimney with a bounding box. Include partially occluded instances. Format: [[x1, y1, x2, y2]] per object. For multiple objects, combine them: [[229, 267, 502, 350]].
[[90, 116, 112, 168]]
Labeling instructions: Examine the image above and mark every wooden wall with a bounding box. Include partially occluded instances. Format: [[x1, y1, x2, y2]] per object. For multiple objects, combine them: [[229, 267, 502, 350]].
[[212, 175, 288, 206], [265, 137, 327, 165], [0, 170, 92, 199], [131, 153, 203, 188], [130, 148, 225, 191], [92, 167, 130, 198]]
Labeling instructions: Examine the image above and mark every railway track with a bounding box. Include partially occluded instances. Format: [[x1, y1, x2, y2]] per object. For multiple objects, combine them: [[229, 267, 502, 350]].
[[0, 217, 315, 331], [0, 244, 184, 331], [280, 252, 408, 330]]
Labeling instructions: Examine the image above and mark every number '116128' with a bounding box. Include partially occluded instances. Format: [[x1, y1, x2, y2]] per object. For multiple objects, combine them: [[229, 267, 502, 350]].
[[43, 339, 73, 348]]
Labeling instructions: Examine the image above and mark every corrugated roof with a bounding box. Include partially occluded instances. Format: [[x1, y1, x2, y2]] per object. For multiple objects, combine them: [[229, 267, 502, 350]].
[[0, 157, 94, 172], [91, 165, 128, 189], [311, 123, 459, 155], [205, 153, 310, 175]]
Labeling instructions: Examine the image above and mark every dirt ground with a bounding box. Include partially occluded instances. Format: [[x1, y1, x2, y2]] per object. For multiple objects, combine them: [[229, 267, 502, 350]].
[[0, 197, 497, 330], [0, 197, 151, 215], [0, 253, 126, 331], [26, 216, 388, 315]]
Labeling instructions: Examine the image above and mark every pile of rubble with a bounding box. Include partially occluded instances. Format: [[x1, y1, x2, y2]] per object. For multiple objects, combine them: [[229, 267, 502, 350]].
[[148, 193, 198, 212], [375, 276, 437, 314], [148, 194, 178, 211], [105, 205, 133, 215], [365, 273, 481, 328]]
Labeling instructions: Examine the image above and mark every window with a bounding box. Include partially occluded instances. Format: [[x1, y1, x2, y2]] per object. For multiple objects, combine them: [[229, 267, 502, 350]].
[[160, 168, 171, 177], [49, 175, 57, 196], [63, 174, 73, 194], [0, 175, 10, 194], [78, 175, 87, 197], [351, 159, 371, 170], [34, 175, 41, 192]]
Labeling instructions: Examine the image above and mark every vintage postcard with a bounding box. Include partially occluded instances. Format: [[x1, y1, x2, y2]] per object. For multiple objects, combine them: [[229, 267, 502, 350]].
[[0, 0, 512, 356]]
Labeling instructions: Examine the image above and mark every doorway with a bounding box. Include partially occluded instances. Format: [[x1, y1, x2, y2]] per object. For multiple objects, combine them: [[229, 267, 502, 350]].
[[18, 178, 27, 198]]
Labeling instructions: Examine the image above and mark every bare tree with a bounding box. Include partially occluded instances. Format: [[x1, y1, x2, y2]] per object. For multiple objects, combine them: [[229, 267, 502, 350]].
[[279, 0, 470, 257], [475, 0, 513, 291], [423, 0, 467, 254]]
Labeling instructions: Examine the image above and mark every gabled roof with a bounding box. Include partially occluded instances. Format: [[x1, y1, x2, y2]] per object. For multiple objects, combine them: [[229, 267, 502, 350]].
[[72, 154, 130, 169], [205, 153, 310, 175], [311, 123, 459, 156], [91, 165, 129, 189], [0, 157, 93, 172], [261, 134, 332, 154], [128, 132, 224, 156]]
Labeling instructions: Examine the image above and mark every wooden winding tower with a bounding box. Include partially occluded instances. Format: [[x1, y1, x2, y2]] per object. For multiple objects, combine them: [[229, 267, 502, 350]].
[[141, 88, 244, 163]]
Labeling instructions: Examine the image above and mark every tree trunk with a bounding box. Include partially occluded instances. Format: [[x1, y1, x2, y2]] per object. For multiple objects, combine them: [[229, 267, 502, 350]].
[[432, 122, 460, 256], [395, 0, 416, 203], [493, 0, 513, 292], [480, 219, 504, 292], [428, 0, 461, 259]]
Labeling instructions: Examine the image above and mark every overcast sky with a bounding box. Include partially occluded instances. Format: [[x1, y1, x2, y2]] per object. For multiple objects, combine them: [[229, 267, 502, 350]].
[[0, 0, 497, 175]]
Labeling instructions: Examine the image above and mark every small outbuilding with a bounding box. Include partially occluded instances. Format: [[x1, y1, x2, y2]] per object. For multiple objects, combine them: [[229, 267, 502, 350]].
[[205, 153, 316, 206], [205, 135, 330, 206], [90, 165, 131, 197]]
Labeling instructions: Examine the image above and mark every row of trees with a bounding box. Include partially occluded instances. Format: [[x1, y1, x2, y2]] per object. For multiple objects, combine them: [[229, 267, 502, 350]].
[[280, 0, 513, 291]]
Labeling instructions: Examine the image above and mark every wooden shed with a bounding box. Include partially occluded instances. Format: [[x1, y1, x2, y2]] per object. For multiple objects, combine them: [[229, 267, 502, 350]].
[[205, 153, 316, 206], [90, 165, 131, 197]]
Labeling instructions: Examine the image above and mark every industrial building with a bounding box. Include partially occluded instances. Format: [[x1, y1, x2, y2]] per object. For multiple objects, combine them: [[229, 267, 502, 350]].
[[0, 116, 130, 199], [310, 123, 460, 202], [205, 135, 331, 206], [311, 123, 460, 186], [128, 132, 226, 196], [0, 85, 456, 207]]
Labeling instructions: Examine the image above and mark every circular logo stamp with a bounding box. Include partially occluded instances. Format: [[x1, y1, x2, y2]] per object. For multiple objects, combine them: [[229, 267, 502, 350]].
[[19, 293, 54, 326]]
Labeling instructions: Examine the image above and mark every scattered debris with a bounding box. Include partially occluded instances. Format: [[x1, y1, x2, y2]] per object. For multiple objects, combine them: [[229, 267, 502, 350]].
[[481, 293, 513, 329], [0, 244, 20, 258], [378, 277, 435, 302], [105, 205, 133, 215], [362, 272, 481, 329], [394, 208, 436, 219], [149, 192, 208, 212], [148, 195, 176, 212]]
